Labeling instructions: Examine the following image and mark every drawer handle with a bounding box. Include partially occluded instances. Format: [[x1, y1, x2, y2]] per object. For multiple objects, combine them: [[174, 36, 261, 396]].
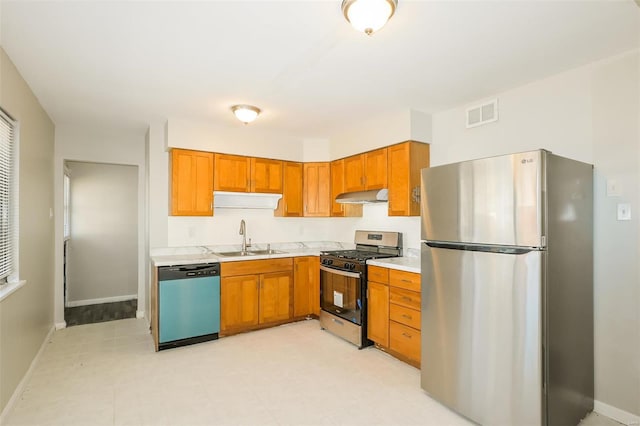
[[401, 314, 412, 319], [401, 279, 413, 283], [402, 333, 412, 339], [401, 296, 412, 301]]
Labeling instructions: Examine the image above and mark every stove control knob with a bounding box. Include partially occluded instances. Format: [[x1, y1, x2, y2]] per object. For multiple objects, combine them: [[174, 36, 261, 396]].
[[347, 263, 355, 270], [322, 259, 333, 266]]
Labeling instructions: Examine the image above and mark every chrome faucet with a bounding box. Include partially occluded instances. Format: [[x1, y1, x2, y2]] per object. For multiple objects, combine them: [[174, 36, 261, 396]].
[[239, 219, 250, 253]]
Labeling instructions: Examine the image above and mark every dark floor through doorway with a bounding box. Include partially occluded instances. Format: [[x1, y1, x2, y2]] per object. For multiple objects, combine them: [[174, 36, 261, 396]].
[[64, 299, 137, 327]]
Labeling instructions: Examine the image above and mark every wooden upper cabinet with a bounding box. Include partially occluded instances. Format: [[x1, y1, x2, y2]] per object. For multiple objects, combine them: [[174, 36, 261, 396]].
[[303, 162, 331, 217], [343, 148, 387, 192], [251, 157, 283, 193], [275, 161, 303, 217], [364, 148, 388, 190], [170, 148, 214, 216], [214, 154, 283, 194], [214, 153, 251, 192], [387, 141, 430, 216], [343, 154, 365, 192], [330, 159, 362, 217]]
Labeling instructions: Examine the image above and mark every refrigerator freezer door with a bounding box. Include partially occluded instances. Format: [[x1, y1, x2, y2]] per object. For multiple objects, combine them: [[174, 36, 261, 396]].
[[421, 150, 544, 247], [421, 243, 543, 426]]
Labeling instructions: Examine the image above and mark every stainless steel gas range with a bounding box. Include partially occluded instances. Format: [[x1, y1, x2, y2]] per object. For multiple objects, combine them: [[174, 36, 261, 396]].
[[319, 230, 403, 348]]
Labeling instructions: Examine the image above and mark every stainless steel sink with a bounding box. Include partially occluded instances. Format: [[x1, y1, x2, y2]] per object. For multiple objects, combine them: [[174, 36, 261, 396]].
[[214, 249, 286, 257], [214, 250, 257, 257], [247, 249, 286, 255]]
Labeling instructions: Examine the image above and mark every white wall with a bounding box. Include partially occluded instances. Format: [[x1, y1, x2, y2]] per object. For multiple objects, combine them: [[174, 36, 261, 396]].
[[431, 50, 640, 417], [66, 161, 138, 304], [167, 117, 306, 161], [167, 204, 421, 251], [54, 126, 146, 324], [0, 48, 55, 414], [329, 108, 432, 159]]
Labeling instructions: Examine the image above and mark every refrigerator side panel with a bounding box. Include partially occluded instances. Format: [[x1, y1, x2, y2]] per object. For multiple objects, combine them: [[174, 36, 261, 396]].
[[421, 150, 543, 247], [545, 153, 594, 425], [421, 244, 543, 426]]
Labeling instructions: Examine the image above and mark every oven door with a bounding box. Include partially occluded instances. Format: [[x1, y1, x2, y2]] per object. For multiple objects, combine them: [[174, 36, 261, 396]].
[[320, 265, 363, 325]]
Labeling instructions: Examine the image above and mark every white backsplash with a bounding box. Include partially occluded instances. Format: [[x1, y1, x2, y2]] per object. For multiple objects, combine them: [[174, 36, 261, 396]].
[[166, 203, 421, 250]]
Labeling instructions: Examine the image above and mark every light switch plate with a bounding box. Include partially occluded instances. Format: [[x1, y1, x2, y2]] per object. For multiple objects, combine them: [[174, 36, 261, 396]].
[[617, 203, 631, 221], [607, 179, 621, 197]]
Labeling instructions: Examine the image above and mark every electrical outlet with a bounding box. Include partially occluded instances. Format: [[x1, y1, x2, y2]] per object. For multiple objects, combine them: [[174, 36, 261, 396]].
[[617, 203, 631, 221]]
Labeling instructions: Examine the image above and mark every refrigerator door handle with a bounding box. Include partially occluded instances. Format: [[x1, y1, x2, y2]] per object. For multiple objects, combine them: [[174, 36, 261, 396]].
[[423, 241, 540, 255]]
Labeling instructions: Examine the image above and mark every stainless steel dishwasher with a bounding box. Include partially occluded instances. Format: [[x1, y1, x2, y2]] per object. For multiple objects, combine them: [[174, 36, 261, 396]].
[[157, 263, 220, 350]]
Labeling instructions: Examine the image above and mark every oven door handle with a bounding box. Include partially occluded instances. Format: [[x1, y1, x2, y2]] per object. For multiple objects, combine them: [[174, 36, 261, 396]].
[[320, 265, 362, 279]]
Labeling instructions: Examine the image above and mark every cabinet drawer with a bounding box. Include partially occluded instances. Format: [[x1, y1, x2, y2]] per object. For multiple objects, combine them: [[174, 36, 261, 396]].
[[389, 269, 420, 292], [221, 258, 293, 277], [389, 321, 421, 363], [368, 265, 389, 284], [389, 304, 421, 330], [389, 287, 421, 310]]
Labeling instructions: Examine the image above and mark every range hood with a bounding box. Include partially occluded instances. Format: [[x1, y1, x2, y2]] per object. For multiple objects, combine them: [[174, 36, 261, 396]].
[[213, 191, 282, 209], [335, 189, 388, 204]]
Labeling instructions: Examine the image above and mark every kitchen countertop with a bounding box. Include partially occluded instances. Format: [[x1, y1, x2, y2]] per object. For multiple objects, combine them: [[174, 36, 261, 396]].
[[151, 243, 422, 273], [367, 248, 421, 274], [150, 241, 352, 267]]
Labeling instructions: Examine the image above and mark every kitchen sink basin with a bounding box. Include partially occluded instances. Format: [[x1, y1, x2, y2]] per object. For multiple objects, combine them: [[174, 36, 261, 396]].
[[247, 249, 287, 255], [214, 249, 286, 257]]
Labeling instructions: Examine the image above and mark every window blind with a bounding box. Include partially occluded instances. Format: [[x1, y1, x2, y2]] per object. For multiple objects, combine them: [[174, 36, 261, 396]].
[[0, 109, 15, 281]]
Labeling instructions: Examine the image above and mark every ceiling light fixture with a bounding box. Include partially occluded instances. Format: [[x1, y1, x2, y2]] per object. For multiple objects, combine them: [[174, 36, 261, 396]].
[[231, 104, 261, 124], [342, 0, 398, 36]]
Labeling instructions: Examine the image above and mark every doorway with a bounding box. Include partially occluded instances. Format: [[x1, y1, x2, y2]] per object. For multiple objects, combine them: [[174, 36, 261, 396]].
[[64, 161, 139, 326]]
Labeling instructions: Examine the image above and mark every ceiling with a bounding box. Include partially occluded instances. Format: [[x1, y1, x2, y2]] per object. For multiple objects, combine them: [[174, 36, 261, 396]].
[[2, 0, 639, 138]]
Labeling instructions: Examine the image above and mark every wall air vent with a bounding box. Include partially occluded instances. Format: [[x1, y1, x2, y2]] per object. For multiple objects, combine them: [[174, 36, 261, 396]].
[[466, 98, 498, 128]]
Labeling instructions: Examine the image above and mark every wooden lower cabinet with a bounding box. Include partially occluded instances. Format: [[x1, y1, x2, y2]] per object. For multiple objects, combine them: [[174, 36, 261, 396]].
[[367, 265, 421, 367], [221, 258, 293, 335], [259, 271, 292, 323], [221, 274, 260, 331], [389, 321, 421, 364], [293, 256, 320, 317], [367, 281, 389, 347]]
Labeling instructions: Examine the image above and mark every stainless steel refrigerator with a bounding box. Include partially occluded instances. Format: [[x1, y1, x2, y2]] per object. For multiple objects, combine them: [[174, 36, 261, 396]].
[[420, 149, 593, 426]]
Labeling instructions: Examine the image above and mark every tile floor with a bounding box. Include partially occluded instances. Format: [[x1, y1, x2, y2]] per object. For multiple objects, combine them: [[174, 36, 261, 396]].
[[4, 319, 622, 426], [64, 300, 138, 327]]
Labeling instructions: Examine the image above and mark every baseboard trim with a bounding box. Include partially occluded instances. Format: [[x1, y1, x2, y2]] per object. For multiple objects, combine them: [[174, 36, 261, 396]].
[[594, 400, 640, 425], [136, 310, 145, 319], [0, 325, 55, 424], [54, 321, 66, 330], [65, 294, 137, 308]]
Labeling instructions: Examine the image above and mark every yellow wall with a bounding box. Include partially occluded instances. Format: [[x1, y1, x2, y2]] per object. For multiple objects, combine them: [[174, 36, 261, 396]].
[[0, 47, 55, 413]]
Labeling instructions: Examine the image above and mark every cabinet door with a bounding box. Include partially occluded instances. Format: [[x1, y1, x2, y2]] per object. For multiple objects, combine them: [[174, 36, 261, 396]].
[[275, 161, 303, 217], [330, 159, 363, 217], [171, 149, 214, 216], [343, 154, 364, 192], [259, 271, 293, 324], [221, 275, 259, 331], [293, 256, 320, 317], [303, 162, 331, 217], [214, 153, 251, 192], [251, 158, 283, 193], [388, 141, 430, 216], [364, 148, 388, 190], [368, 281, 390, 347]]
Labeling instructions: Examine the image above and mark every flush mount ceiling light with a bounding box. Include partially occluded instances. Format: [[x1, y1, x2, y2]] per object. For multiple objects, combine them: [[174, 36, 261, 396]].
[[342, 0, 398, 36], [231, 104, 261, 124]]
